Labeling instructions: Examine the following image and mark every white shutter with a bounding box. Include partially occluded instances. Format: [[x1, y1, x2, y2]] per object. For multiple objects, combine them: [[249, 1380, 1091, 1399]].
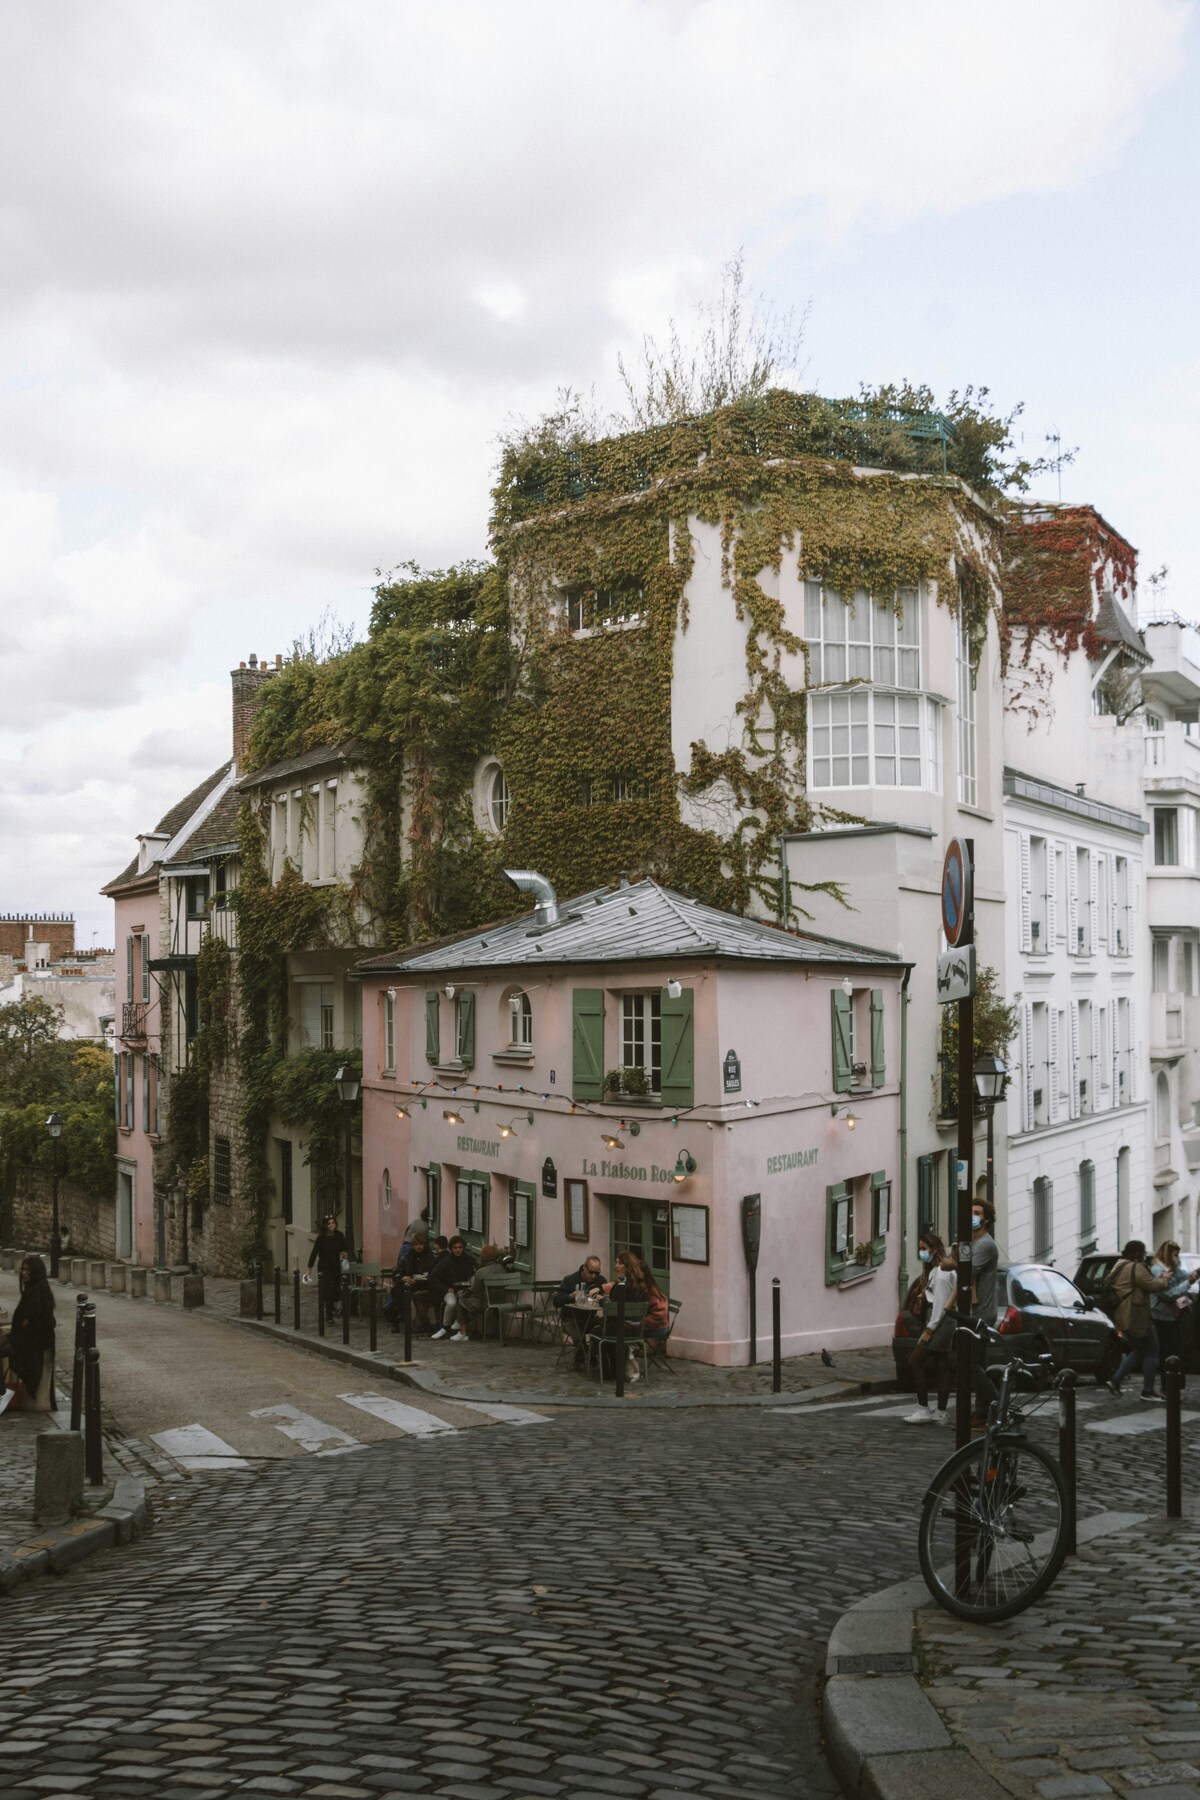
[[1067, 850, 1079, 955], [1047, 1006, 1060, 1124], [1019, 833, 1033, 953], [1088, 853, 1099, 955], [1098, 1006, 1109, 1104], [1046, 842, 1058, 946], [1024, 1003, 1036, 1131], [1128, 997, 1138, 1102], [1113, 1001, 1122, 1103], [1108, 853, 1119, 947], [1069, 1001, 1081, 1119]]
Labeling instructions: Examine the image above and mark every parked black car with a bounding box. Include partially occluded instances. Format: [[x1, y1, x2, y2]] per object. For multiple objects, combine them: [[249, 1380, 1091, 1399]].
[[1074, 1250, 1200, 1373], [894, 1262, 1119, 1387]]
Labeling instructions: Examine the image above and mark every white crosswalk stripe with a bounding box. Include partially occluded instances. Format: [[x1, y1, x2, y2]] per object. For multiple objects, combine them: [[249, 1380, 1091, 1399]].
[[250, 1402, 364, 1455], [149, 1425, 249, 1471], [456, 1401, 553, 1427], [336, 1391, 458, 1436], [1086, 1408, 1200, 1436]]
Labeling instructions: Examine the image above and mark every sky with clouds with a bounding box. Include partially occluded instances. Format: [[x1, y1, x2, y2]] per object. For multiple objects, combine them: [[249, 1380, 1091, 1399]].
[[1, 0, 1196, 946]]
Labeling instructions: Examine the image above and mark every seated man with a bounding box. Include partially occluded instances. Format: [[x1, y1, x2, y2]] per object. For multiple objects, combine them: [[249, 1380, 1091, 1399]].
[[383, 1235, 435, 1332], [554, 1255, 607, 1356], [427, 1237, 477, 1340]]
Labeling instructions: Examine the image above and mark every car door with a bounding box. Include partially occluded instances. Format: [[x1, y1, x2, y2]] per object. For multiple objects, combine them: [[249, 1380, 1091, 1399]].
[[1043, 1268, 1106, 1371], [1010, 1265, 1069, 1364]]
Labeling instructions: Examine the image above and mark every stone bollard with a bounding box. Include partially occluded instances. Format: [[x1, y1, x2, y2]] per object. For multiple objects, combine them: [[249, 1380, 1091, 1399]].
[[129, 1267, 147, 1299], [109, 1263, 127, 1295], [70, 1257, 87, 1286], [239, 1279, 258, 1318], [89, 1260, 107, 1289], [182, 1272, 205, 1309], [34, 1430, 85, 1523], [153, 1269, 172, 1304]]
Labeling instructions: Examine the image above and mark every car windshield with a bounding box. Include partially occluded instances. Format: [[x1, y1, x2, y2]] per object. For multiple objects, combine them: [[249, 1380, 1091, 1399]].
[[1042, 1270, 1085, 1308]]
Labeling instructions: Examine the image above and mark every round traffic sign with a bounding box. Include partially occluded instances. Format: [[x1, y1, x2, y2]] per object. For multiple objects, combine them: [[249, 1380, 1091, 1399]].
[[941, 837, 973, 947]]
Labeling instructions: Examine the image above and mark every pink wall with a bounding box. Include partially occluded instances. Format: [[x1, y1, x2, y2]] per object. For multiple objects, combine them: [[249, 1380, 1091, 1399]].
[[113, 885, 161, 1265], [360, 955, 904, 1365]]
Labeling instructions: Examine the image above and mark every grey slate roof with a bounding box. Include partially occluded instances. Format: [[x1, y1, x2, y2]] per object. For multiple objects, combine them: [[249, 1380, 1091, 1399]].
[[238, 740, 363, 790], [102, 761, 234, 893], [356, 879, 903, 975], [1094, 592, 1150, 665]]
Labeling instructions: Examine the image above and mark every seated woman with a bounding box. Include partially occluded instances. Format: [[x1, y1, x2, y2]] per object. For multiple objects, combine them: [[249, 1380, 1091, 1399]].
[[599, 1250, 649, 1381], [383, 1234, 435, 1332], [454, 1244, 504, 1342], [0, 1255, 56, 1414]]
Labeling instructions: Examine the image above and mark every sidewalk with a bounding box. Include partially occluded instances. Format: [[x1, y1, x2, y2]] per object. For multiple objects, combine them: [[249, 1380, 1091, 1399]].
[[824, 1505, 1200, 1800], [201, 1271, 898, 1405]]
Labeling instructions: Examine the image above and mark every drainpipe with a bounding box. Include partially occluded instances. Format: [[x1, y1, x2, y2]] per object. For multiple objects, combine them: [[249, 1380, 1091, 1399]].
[[897, 964, 911, 1306], [503, 869, 559, 925], [779, 835, 791, 926]]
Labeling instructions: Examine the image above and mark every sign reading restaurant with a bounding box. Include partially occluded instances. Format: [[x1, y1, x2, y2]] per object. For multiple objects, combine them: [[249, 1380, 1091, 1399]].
[[456, 1134, 501, 1159], [766, 1148, 819, 1175]]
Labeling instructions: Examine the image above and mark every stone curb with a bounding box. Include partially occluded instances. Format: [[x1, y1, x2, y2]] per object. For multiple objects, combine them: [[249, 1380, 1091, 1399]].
[[821, 1508, 1146, 1800], [232, 1315, 897, 1409], [0, 1474, 149, 1595]]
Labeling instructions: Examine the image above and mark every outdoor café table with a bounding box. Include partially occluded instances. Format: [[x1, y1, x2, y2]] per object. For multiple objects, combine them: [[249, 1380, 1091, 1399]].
[[556, 1299, 602, 1370]]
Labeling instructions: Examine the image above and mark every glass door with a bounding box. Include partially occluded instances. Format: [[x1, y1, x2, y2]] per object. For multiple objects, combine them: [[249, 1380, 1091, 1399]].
[[610, 1196, 670, 1294]]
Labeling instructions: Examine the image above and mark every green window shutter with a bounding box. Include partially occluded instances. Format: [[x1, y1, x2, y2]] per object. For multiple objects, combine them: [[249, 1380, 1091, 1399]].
[[870, 989, 885, 1088], [572, 988, 605, 1102], [831, 988, 852, 1093], [458, 992, 475, 1069], [660, 987, 694, 1109], [870, 1170, 889, 1261], [425, 991, 440, 1065], [825, 1181, 850, 1285], [917, 1154, 935, 1234]]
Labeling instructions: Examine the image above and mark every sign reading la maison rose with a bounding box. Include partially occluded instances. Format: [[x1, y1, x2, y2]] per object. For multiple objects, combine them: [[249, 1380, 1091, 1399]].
[[766, 1148, 819, 1176], [581, 1156, 683, 1184]]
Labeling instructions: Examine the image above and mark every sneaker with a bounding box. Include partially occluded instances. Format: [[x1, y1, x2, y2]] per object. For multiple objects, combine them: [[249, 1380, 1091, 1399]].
[[1139, 1391, 1165, 1405], [430, 1327, 448, 1340], [932, 1409, 951, 1426], [904, 1407, 933, 1424], [1106, 1379, 1123, 1397], [450, 1331, 468, 1343]]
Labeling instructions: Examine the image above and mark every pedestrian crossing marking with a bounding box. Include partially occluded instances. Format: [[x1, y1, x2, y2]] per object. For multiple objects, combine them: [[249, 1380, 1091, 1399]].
[[150, 1424, 249, 1470], [456, 1401, 552, 1427], [250, 1402, 364, 1455], [1086, 1408, 1200, 1437], [336, 1391, 458, 1436]]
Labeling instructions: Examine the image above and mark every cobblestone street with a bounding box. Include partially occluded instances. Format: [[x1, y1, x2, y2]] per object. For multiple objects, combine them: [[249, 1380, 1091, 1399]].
[[0, 1403, 959, 1800]]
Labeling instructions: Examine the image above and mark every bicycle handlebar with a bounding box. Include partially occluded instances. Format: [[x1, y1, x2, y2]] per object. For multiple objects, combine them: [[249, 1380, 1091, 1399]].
[[952, 1320, 1057, 1380]]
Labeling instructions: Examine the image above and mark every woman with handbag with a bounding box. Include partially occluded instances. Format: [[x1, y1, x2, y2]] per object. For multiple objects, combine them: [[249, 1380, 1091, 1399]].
[[0, 1255, 56, 1415], [1108, 1240, 1172, 1403], [905, 1235, 955, 1425]]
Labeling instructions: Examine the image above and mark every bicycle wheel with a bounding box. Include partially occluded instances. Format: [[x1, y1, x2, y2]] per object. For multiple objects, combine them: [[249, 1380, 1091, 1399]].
[[918, 1436, 1069, 1622]]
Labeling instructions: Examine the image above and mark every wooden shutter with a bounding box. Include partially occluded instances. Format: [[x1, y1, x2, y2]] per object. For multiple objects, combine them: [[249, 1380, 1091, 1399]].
[[1088, 852, 1099, 955], [1069, 1001, 1080, 1119], [424, 991, 440, 1065], [1047, 1006, 1059, 1124], [1067, 850, 1079, 954], [1046, 842, 1058, 946], [457, 992, 475, 1069], [1127, 998, 1137, 1101], [1019, 833, 1032, 953], [1023, 1005, 1035, 1131], [870, 989, 885, 1087], [825, 1181, 851, 1284], [660, 987, 694, 1109], [571, 988, 605, 1101], [831, 988, 852, 1093], [141, 935, 151, 1003], [126, 934, 134, 1001], [113, 1053, 121, 1126], [1107, 853, 1119, 947]]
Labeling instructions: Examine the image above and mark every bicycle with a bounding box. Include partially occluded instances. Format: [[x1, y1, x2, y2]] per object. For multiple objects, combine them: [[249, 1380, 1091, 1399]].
[[917, 1323, 1071, 1622]]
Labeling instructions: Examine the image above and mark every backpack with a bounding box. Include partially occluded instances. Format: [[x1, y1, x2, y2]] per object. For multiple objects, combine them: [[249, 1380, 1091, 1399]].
[[1096, 1262, 1127, 1321]]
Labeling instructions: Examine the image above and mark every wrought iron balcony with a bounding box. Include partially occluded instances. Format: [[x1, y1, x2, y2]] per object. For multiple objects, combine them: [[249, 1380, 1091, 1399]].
[[121, 1000, 148, 1041]]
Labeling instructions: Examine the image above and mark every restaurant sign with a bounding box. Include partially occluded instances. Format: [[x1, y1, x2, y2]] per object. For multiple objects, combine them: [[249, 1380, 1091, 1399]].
[[766, 1147, 819, 1176], [582, 1157, 685, 1184], [456, 1133, 500, 1159], [541, 1157, 557, 1197]]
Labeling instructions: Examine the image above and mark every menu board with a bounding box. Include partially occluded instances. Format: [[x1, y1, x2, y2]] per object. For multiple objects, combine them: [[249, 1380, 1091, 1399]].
[[671, 1203, 709, 1265], [564, 1179, 588, 1241]]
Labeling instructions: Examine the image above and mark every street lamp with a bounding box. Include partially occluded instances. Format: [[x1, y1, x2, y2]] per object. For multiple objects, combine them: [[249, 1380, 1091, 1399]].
[[972, 1055, 1008, 1216], [334, 1065, 360, 1258], [46, 1112, 63, 1279]]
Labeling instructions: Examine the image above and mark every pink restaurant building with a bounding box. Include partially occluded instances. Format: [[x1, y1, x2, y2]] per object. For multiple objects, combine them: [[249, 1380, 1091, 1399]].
[[357, 875, 910, 1365]]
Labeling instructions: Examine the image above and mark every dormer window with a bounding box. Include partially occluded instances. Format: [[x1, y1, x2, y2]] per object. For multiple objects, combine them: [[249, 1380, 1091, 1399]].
[[566, 583, 645, 634], [508, 990, 532, 1049]]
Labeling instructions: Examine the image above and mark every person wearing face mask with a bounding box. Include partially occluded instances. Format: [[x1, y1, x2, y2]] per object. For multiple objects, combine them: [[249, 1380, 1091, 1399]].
[[905, 1234, 954, 1424], [968, 1198, 1000, 1428]]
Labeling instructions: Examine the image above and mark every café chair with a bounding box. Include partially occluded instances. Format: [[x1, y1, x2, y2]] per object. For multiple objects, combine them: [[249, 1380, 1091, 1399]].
[[481, 1271, 535, 1344], [584, 1300, 648, 1382], [647, 1297, 683, 1375]]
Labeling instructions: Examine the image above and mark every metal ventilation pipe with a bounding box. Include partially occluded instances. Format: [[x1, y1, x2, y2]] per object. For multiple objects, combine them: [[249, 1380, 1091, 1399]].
[[504, 869, 559, 925]]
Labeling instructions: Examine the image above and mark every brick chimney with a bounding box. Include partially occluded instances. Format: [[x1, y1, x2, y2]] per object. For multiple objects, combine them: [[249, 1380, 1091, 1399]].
[[231, 654, 276, 768]]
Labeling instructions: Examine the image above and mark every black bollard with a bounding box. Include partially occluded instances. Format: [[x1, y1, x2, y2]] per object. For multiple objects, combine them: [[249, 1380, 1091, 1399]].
[[772, 1279, 782, 1394], [1165, 1355, 1183, 1519], [273, 1266, 281, 1324], [1058, 1368, 1077, 1555], [342, 1278, 351, 1345], [70, 1293, 88, 1432], [368, 1282, 377, 1353], [614, 1279, 627, 1398], [255, 1261, 264, 1321], [403, 1284, 413, 1362], [84, 1346, 103, 1484], [317, 1282, 326, 1338]]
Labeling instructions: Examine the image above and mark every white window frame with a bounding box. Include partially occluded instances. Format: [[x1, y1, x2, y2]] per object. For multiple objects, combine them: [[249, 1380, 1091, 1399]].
[[383, 992, 396, 1073], [803, 582, 921, 690], [621, 992, 662, 1094], [508, 989, 532, 1049], [808, 689, 942, 792], [956, 612, 978, 807]]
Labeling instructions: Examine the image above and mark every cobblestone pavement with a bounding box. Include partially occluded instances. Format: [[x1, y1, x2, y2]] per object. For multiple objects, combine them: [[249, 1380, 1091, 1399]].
[[0, 1402, 969, 1800], [919, 1507, 1200, 1800]]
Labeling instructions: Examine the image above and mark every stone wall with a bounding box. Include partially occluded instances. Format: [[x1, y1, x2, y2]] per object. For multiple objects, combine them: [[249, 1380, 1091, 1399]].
[[3, 1172, 115, 1261]]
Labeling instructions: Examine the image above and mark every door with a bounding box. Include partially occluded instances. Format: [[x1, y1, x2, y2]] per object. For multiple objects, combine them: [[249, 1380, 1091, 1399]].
[[610, 1196, 670, 1294], [116, 1169, 134, 1261], [276, 1138, 293, 1270], [508, 1179, 536, 1276], [1043, 1268, 1106, 1371]]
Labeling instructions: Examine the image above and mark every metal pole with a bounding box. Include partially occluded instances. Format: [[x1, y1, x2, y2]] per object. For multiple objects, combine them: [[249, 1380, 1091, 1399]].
[[1059, 1368, 1077, 1556], [748, 1270, 757, 1368], [368, 1282, 377, 1353], [84, 1346, 103, 1484], [614, 1280, 626, 1398], [954, 841, 976, 1456], [255, 1262, 264, 1321], [342, 1278, 351, 1346], [343, 1107, 356, 1260], [293, 1268, 301, 1330], [50, 1144, 61, 1280], [70, 1293, 88, 1433], [986, 1105, 995, 1216], [403, 1284, 413, 1362], [273, 1266, 281, 1324], [1165, 1354, 1183, 1520], [771, 1278, 782, 1394]]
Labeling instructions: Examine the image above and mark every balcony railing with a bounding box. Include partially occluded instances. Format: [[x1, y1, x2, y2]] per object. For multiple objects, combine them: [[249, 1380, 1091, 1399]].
[[121, 1000, 148, 1041]]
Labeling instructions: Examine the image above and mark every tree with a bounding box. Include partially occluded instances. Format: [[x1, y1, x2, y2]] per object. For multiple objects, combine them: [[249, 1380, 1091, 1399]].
[[937, 965, 1019, 1118], [0, 996, 71, 1106]]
